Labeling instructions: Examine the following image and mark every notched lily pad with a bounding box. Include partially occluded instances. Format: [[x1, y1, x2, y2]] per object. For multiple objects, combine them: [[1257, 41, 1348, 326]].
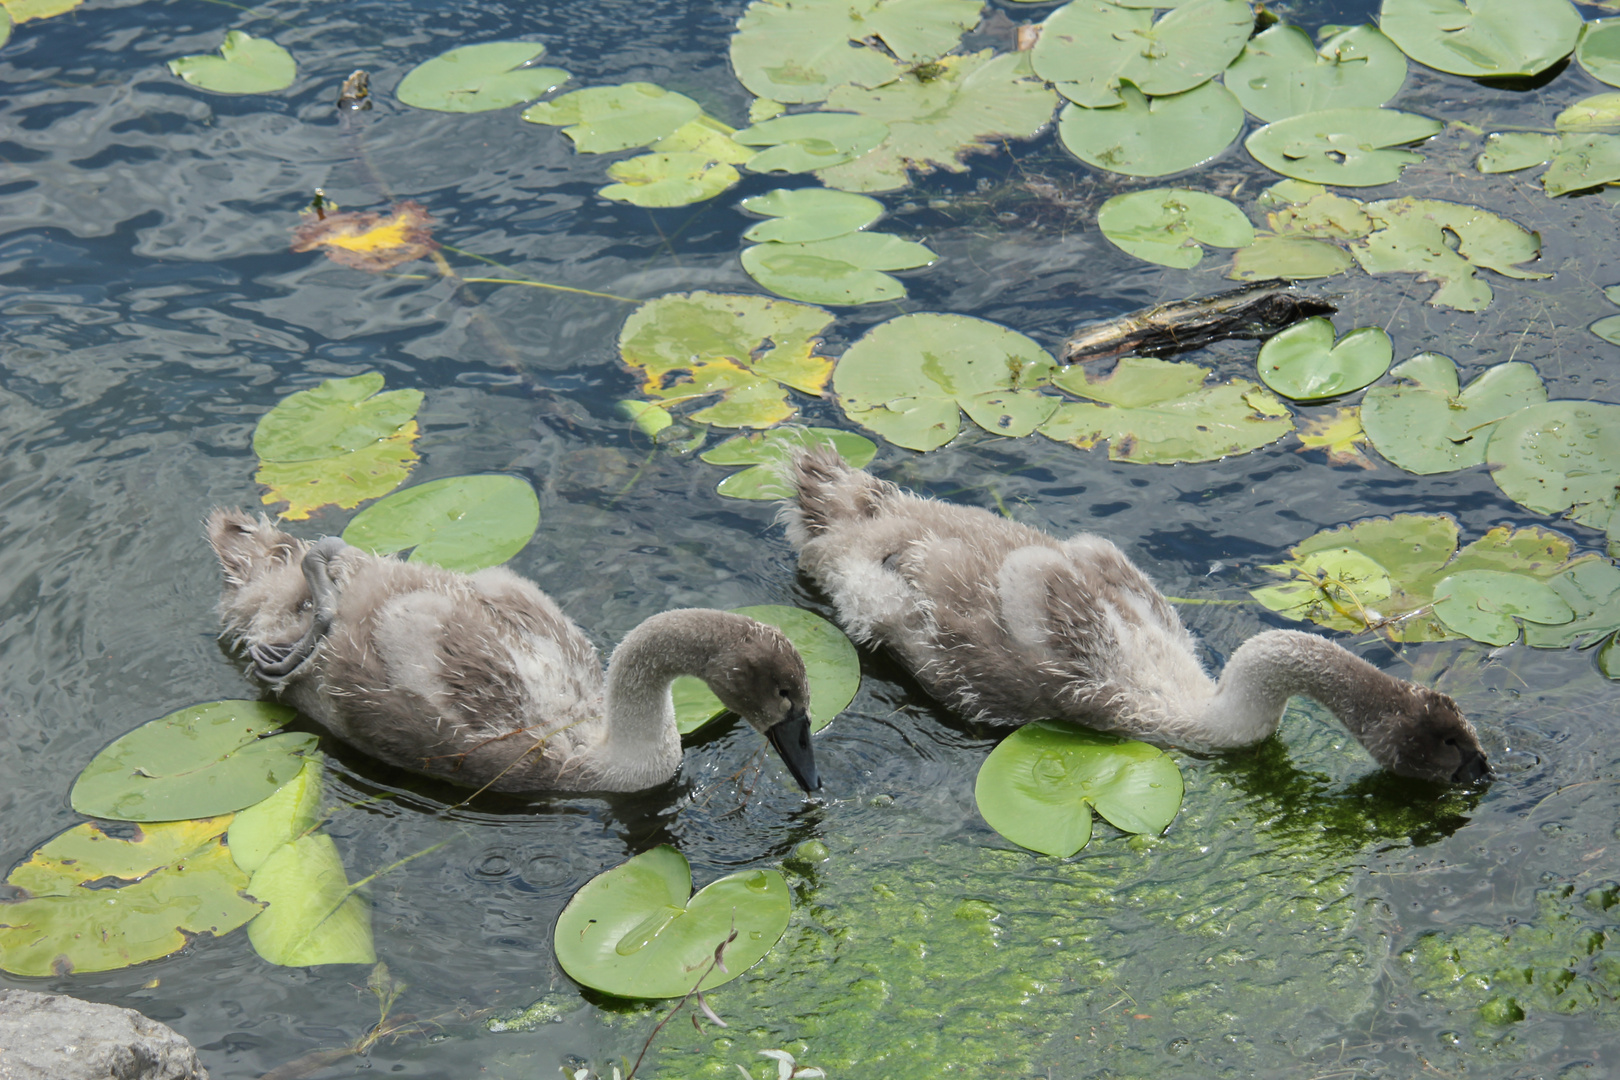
[[1227, 23, 1407, 122], [619, 292, 834, 428], [71, 701, 314, 822], [1229, 235, 1355, 280], [735, 113, 891, 173], [1432, 570, 1574, 646], [1542, 134, 1620, 196], [1032, 0, 1253, 108], [395, 42, 568, 112], [834, 313, 1058, 451], [1476, 132, 1560, 174], [1378, 0, 1581, 79], [740, 188, 884, 243], [521, 83, 701, 153], [169, 31, 296, 95], [1058, 81, 1244, 178], [1041, 355, 1294, 463], [553, 845, 791, 998], [673, 605, 859, 735], [1360, 353, 1546, 474], [1352, 197, 1549, 311], [974, 722, 1183, 858], [1579, 19, 1620, 88], [343, 474, 540, 572], [0, 818, 261, 976], [742, 232, 937, 305], [1245, 107, 1441, 186], [1097, 188, 1253, 269], [699, 426, 877, 500], [1487, 401, 1620, 544], [600, 152, 741, 207], [1256, 318, 1392, 402]]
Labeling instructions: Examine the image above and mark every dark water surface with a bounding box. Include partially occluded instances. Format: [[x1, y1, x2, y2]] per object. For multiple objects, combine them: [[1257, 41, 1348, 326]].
[[3, 0, 1619, 1075]]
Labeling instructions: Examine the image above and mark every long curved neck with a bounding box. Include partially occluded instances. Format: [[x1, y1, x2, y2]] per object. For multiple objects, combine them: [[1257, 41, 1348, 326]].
[[1195, 629, 1403, 751]]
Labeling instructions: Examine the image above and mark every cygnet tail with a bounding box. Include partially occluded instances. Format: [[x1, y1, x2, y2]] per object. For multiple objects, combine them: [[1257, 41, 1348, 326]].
[[779, 447, 896, 548]]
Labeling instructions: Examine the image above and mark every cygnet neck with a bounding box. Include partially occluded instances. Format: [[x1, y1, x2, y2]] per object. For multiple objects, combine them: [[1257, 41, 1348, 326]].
[[600, 608, 750, 761], [1194, 629, 1402, 750]]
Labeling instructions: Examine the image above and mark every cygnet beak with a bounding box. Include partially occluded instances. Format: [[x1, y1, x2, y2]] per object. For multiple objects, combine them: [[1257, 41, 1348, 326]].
[[766, 706, 821, 793], [1451, 747, 1491, 785]]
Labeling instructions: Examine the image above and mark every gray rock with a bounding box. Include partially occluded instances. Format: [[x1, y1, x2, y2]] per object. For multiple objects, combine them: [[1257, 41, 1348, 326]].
[[0, 990, 209, 1080]]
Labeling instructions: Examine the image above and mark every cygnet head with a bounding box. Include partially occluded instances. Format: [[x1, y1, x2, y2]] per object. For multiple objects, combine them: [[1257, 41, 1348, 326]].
[[205, 509, 314, 650], [699, 619, 821, 793], [1370, 685, 1489, 785]]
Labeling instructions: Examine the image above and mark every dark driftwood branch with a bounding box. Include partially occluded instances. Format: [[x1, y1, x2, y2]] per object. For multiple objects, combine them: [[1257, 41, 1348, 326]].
[[1062, 279, 1337, 363]]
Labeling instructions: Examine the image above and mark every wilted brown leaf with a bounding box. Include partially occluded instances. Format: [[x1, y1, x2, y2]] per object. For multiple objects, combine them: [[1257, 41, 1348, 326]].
[[291, 201, 437, 272]]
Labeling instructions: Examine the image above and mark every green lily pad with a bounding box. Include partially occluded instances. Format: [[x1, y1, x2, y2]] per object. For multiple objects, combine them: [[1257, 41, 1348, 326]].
[[0, 10, 10, 47], [1260, 186, 1375, 238], [699, 426, 878, 500], [70, 701, 315, 822], [245, 833, 375, 967], [1256, 318, 1392, 402], [600, 152, 741, 207], [1524, 558, 1620, 654], [0, 818, 261, 976], [229, 757, 323, 875], [649, 115, 756, 165], [1058, 81, 1244, 178], [742, 232, 936, 305], [252, 373, 423, 522], [168, 31, 296, 95], [1097, 188, 1253, 269], [816, 50, 1057, 193], [1378, 0, 1581, 79], [1543, 134, 1620, 196], [673, 605, 859, 735], [1227, 24, 1408, 122], [729, 0, 982, 104], [1246, 107, 1441, 186], [735, 113, 891, 173], [1360, 353, 1547, 474], [619, 292, 834, 428], [1476, 132, 1560, 173], [1352, 197, 1549, 311], [1487, 401, 1620, 537], [1432, 570, 1575, 646], [1555, 93, 1620, 132], [342, 474, 540, 573], [553, 846, 791, 998], [521, 83, 701, 153], [1593, 313, 1620, 345], [1579, 20, 1620, 88], [395, 42, 568, 112], [1041, 356, 1295, 463], [1031, 0, 1253, 108], [1252, 514, 1587, 641], [1229, 235, 1355, 280], [974, 722, 1183, 858], [834, 313, 1058, 451], [740, 188, 885, 243]]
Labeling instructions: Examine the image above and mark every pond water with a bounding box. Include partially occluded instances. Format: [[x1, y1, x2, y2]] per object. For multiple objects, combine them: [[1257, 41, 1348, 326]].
[[2, 0, 1619, 1075]]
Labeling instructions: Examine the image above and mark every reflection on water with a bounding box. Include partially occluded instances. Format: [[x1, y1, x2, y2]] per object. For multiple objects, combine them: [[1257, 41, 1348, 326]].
[[3, 0, 1620, 1075]]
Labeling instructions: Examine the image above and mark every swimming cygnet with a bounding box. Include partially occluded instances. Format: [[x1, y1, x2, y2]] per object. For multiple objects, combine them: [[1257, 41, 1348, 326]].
[[781, 451, 1488, 785], [205, 510, 821, 794]]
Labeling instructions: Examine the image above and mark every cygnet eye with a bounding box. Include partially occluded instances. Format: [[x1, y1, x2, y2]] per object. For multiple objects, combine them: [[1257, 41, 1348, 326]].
[[778, 687, 792, 700], [298, 599, 312, 613], [1443, 737, 1458, 747]]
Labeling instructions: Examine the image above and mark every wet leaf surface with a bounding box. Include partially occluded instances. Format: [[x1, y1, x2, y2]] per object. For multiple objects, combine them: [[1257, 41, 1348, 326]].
[[168, 31, 295, 95], [1351, 197, 1549, 310], [1229, 235, 1354, 280], [1245, 107, 1441, 186], [1041, 355, 1294, 463], [1432, 569, 1575, 646], [228, 758, 323, 875], [1487, 401, 1620, 540], [735, 113, 891, 173], [521, 83, 701, 153], [1476, 131, 1559, 173], [1378, 0, 1581, 79], [742, 231, 936, 304], [740, 188, 884, 244], [553, 845, 790, 998], [1256, 318, 1392, 402], [1542, 133, 1620, 196], [699, 426, 877, 500], [1031, 0, 1252, 108], [1226, 23, 1407, 122], [673, 605, 859, 734], [395, 41, 568, 112], [246, 833, 375, 967], [1360, 353, 1546, 474], [342, 474, 540, 572], [1578, 18, 1620, 87], [71, 701, 313, 822], [1058, 81, 1244, 178], [290, 201, 437, 272], [0, 818, 260, 976], [2, 0, 80, 22], [600, 152, 741, 207], [619, 292, 834, 428], [834, 313, 1057, 450], [1295, 407, 1374, 468], [974, 722, 1183, 858], [1096, 188, 1253, 269]]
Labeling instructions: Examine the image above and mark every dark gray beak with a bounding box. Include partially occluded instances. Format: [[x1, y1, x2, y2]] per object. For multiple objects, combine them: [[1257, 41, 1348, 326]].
[[765, 706, 821, 793], [1451, 747, 1491, 785]]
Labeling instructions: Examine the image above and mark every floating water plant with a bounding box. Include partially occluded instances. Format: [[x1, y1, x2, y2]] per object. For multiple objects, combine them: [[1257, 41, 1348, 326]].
[[1096, 188, 1253, 269], [1578, 18, 1620, 87], [1378, 0, 1581, 80], [1245, 107, 1441, 186], [742, 231, 937, 305], [1430, 570, 1574, 646], [672, 605, 859, 735], [974, 722, 1183, 858], [252, 372, 423, 521], [1256, 318, 1391, 402], [1359, 353, 1547, 474], [735, 113, 890, 174], [553, 846, 791, 998], [1226, 23, 1407, 122], [1487, 401, 1620, 550], [699, 426, 877, 500], [1058, 81, 1244, 177], [395, 42, 568, 112], [1040, 355, 1294, 463], [168, 31, 296, 95], [70, 701, 314, 822], [1030, 0, 1253, 108], [522, 83, 702, 153], [740, 188, 884, 244], [618, 292, 834, 429], [342, 474, 540, 572], [290, 201, 438, 272]]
